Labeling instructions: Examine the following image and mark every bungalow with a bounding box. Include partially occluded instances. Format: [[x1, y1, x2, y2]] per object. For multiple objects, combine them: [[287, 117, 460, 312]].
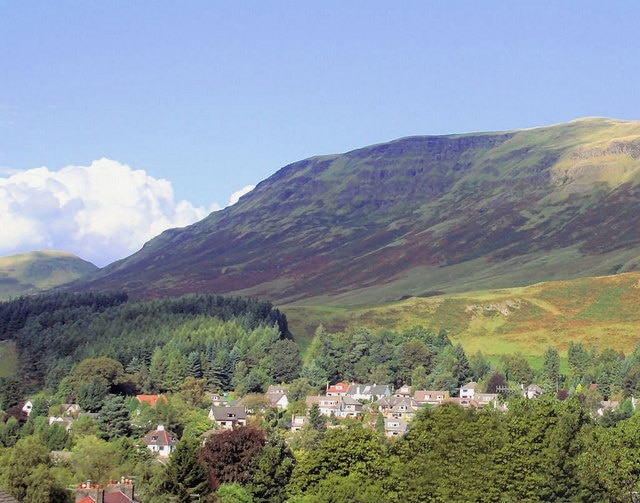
[[142, 425, 178, 457], [208, 406, 248, 430], [48, 416, 74, 432]]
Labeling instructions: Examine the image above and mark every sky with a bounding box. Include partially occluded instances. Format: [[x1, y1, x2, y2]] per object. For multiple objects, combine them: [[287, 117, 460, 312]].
[[1, 1, 639, 266]]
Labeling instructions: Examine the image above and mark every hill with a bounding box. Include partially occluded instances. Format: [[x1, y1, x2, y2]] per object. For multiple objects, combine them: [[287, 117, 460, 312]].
[[284, 271, 640, 361], [69, 118, 640, 307], [0, 251, 98, 299]]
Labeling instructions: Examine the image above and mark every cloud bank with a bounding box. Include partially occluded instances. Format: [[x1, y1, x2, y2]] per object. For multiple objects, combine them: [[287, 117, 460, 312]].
[[0, 159, 244, 267]]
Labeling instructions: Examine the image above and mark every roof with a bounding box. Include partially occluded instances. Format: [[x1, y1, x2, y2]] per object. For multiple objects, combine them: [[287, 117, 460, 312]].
[[76, 497, 96, 503], [461, 382, 478, 389], [136, 394, 167, 406], [104, 491, 133, 503], [0, 489, 19, 503], [210, 406, 247, 422], [142, 425, 178, 446], [326, 382, 349, 394]]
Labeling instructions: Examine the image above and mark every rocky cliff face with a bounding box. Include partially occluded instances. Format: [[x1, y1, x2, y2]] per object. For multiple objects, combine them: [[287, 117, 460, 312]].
[[70, 118, 640, 305]]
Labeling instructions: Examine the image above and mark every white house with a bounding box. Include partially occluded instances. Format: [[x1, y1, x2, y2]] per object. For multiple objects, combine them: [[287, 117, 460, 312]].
[[142, 425, 178, 457]]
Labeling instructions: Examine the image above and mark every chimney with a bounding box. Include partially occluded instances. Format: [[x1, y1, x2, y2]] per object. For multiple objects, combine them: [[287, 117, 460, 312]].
[[107, 477, 134, 501], [76, 481, 104, 503]]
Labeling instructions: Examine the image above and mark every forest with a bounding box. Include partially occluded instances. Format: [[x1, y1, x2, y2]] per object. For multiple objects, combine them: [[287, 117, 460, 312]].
[[1, 292, 640, 502]]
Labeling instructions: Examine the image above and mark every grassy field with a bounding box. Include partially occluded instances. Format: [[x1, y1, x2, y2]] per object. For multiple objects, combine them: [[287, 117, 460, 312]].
[[284, 271, 640, 362]]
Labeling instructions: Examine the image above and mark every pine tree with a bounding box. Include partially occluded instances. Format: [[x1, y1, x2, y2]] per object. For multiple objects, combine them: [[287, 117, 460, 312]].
[[97, 395, 131, 440]]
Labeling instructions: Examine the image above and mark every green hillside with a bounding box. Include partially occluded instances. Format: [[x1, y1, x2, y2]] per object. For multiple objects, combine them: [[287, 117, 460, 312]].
[[70, 118, 640, 306], [283, 271, 640, 361], [0, 250, 98, 299]]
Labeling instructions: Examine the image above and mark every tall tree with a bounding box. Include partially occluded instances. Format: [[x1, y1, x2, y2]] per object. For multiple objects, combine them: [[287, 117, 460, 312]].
[[163, 435, 209, 503], [199, 426, 266, 491], [98, 395, 131, 440]]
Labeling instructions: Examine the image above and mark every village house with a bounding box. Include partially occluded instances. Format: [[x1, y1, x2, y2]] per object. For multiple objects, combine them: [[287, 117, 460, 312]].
[[325, 382, 349, 396], [306, 395, 340, 417], [142, 425, 178, 457], [290, 414, 307, 432], [460, 382, 478, 399], [376, 396, 421, 419], [524, 384, 543, 399], [339, 396, 364, 418], [413, 390, 450, 406], [393, 384, 412, 398], [346, 383, 392, 401], [206, 392, 227, 406], [384, 417, 410, 437], [474, 392, 500, 408], [208, 406, 248, 430], [265, 385, 290, 409]]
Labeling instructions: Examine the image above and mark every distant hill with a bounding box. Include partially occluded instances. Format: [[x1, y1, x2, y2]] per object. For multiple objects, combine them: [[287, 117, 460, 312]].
[[69, 118, 640, 306], [0, 251, 98, 298]]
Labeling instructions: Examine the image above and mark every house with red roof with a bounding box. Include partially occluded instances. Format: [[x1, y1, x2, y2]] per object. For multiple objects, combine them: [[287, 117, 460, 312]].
[[325, 382, 349, 396]]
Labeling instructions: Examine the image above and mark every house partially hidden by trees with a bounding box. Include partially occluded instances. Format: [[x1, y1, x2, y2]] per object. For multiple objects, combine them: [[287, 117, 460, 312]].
[[142, 425, 178, 457], [208, 406, 248, 430]]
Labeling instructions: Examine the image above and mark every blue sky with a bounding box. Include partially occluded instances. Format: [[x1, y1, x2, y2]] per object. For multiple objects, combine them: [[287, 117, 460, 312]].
[[1, 1, 639, 265]]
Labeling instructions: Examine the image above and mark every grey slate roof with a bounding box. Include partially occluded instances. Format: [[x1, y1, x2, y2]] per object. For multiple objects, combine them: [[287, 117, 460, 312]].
[[0, 488, 19, 503]]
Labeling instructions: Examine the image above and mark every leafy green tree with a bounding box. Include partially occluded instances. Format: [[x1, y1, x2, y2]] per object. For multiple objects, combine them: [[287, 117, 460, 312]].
[[502, 352, 535, 386], [97, 395, 131, 440], [68, 357, 127, 393], [216, 483, 254, 503], [76, 377, 109, 412], [0, 435, 68, 502], [288, 425, 386, 498], [0, 415, 21, 447], [391, 403, 505, 502], [577, 413, 640, 502], [246, 430, 295, 503], [498, 395, 591, 502], [0, 376, 23, 410], [71, 435, 119, 483], [262, 339, 302, 383]]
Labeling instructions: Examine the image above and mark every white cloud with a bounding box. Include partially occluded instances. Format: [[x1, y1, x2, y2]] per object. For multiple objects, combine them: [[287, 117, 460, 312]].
[[0, 158, 220, 267], [229, 184, 255, 206]]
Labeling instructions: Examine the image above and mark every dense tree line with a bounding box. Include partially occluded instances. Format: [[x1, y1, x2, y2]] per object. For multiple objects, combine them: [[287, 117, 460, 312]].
[[0, 292, 294, 406]]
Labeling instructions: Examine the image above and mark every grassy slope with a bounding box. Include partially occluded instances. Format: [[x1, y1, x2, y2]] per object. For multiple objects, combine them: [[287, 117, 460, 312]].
[[0, 250, 99, 299], [284, 271, 640, 361]]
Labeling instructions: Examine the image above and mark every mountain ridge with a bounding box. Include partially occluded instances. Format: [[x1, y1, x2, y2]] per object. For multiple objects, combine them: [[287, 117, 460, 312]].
[[65, 117, 640, 305]]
